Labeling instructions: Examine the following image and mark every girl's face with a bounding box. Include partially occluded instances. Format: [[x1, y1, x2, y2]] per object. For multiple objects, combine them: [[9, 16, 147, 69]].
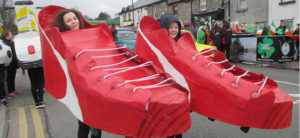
[[63, 12, 80, 31], [6, 32, 13, 40], [168, 22, 179, 39]]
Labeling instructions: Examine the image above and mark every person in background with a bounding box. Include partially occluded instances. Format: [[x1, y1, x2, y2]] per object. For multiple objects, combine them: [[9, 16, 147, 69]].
[[27, 67, 46, 109], [293, 22, 300, 61], [53, 9, 102, 138], [276, 21, 287, 35], [0, 31, 20, 98], [159, 13, 183, 138], [221, 19, 232, 59], [110, 24, 117, 41], [262, 24, 271, 35], [0, 65, 8, 106], [210, 21, 222, 50], [197, 22, 207, 44]]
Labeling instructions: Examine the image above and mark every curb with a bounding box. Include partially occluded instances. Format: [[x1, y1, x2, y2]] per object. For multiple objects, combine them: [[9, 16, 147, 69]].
[[0, 106, 8, 138], [240, 61, 300, 71]]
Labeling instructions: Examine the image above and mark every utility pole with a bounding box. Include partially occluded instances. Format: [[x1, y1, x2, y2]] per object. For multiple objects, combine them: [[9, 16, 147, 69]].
[[132, 0, 134, 26]]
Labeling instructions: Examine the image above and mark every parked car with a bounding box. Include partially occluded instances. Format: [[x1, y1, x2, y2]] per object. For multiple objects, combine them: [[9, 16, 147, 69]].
[[181, 30, 217, 52], [115, 28, 137, 51]]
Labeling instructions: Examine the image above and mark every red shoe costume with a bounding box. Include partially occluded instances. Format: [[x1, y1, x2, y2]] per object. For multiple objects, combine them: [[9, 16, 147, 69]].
[[135, 16, 293, 129], [38, 6, 191, 137]]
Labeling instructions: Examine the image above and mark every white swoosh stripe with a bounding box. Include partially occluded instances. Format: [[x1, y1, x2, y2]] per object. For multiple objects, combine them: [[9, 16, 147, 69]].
[[39, 25, 83, 121], [138, 26, 191, 102]]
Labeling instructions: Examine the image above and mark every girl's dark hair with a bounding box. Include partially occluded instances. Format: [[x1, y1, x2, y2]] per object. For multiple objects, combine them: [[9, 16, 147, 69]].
[[53, 9, 84, 32], [0, 30, 11, 40]]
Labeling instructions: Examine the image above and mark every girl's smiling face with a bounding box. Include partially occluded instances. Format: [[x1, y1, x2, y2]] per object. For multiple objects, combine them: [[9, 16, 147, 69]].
[[63, 12, 80, 31], [168, 22, 179, 38]]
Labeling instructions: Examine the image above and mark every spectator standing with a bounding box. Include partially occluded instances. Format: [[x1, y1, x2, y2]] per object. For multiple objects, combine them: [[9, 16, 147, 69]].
[[276, 21, 287, 35], [210, 21, 222, 50], [262, 24, 271, 35], [0, 31, 20, 98], [0, 66, 8, 106], [293, 22, 300, 61], [221, 20, 233, 59], [197, 22, 207, 44]]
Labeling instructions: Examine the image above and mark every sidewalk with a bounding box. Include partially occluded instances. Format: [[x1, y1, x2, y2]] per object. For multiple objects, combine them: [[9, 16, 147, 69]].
[[0, 105, 7, 138], [241, 61, 299, 71]]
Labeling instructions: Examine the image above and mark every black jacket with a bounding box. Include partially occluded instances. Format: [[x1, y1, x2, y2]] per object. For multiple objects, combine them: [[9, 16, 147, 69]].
[[2, 39, 19, 69], [159, 13, 182, 41], [210, 26, 221, 47], [221, 26, 232, 45]]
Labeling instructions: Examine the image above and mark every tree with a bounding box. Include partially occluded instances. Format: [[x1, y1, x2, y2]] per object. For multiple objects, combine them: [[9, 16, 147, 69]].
[[95, 12, 111, 20], [0, 0, 17, 34], [83, 15, 92, 20]]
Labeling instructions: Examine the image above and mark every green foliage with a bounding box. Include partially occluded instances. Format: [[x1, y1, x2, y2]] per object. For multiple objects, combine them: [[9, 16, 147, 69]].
[[95, 12, 111, 20]]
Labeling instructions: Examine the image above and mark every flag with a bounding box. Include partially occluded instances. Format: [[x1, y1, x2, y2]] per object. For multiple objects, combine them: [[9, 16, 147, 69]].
[[270, 21, 276, 35], [256, 28, 263, 35], [247, 27, 255, 33], [256, 24, 264, 35], [285, 23, 292, 35]]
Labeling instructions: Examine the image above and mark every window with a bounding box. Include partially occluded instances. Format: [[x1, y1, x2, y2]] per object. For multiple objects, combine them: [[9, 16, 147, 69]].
[[238, 0, 247, 10], [281, 19, 294, 30], [281, 0, 295, 2], [200, 0, 207, 11], [172, 5, 178, 16], [128, 12, 131, 21], [279, 0, 296, 5], [153, 7, 158, 19]]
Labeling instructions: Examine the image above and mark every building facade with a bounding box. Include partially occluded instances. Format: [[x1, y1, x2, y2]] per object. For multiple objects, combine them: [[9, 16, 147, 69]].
[[268, 0, 299, 30], [230, 0, 268, 25]]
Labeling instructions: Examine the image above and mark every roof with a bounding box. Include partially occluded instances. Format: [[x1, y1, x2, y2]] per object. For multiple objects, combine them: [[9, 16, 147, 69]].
[[120, 0, 161, 13], [133, 0, 161, 9]]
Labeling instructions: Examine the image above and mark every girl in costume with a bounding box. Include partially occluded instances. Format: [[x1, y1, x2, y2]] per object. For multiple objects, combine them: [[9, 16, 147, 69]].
[[159, 13, 183, 138], [53, 9, 102, 138]]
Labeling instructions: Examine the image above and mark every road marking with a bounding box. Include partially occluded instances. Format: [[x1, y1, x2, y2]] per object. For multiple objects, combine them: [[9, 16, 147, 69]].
[[288, 94, 300, 97], [294, 100, 300, 105], [18, 107, 28, 138], [18, 105, 45, 138], [30, 106, 45, 138], [275, 80, 299, 87]]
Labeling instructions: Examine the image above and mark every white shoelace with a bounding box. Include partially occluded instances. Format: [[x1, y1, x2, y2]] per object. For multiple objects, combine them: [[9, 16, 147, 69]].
[[117, 74, 160, 87], [193, 49, 270, 95], [75, 47, 126, 60], [101, 61, 152, 80], [208, 59, 228, 67], [221, 65, 235, 76], [90, 55, 138, 71], [91, 53, 127, 58], [192, 48, 215, 60], [257, 77, 268, 95], [235, 71, 249, 84], [133, 78, 174, 92]]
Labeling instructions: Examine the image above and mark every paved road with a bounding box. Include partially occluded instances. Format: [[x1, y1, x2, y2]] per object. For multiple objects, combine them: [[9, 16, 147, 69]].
[[4, 62, 300, 138]]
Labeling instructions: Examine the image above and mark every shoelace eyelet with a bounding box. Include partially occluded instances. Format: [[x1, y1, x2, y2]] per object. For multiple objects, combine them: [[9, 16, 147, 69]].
[[216, 73, 223, 78], [251, 92, 260, 99], [83, 66, 92, 72], [191, 56, 197, 61], [230, 81, 239, 88], [111, 81, 122, 89], [97, 76, 106, 81]]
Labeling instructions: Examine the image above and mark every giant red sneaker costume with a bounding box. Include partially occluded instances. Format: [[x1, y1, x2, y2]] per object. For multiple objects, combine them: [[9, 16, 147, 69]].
[[135, 16, 293, 129], [38, 6, 191, 137]]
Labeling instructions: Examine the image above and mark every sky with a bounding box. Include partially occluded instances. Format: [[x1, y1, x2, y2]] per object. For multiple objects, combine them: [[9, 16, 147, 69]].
[[31, 0, 137, 19]]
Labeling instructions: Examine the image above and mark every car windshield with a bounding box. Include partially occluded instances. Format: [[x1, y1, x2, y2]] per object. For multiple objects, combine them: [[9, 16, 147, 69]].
[[117, 31, 137, 40]]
